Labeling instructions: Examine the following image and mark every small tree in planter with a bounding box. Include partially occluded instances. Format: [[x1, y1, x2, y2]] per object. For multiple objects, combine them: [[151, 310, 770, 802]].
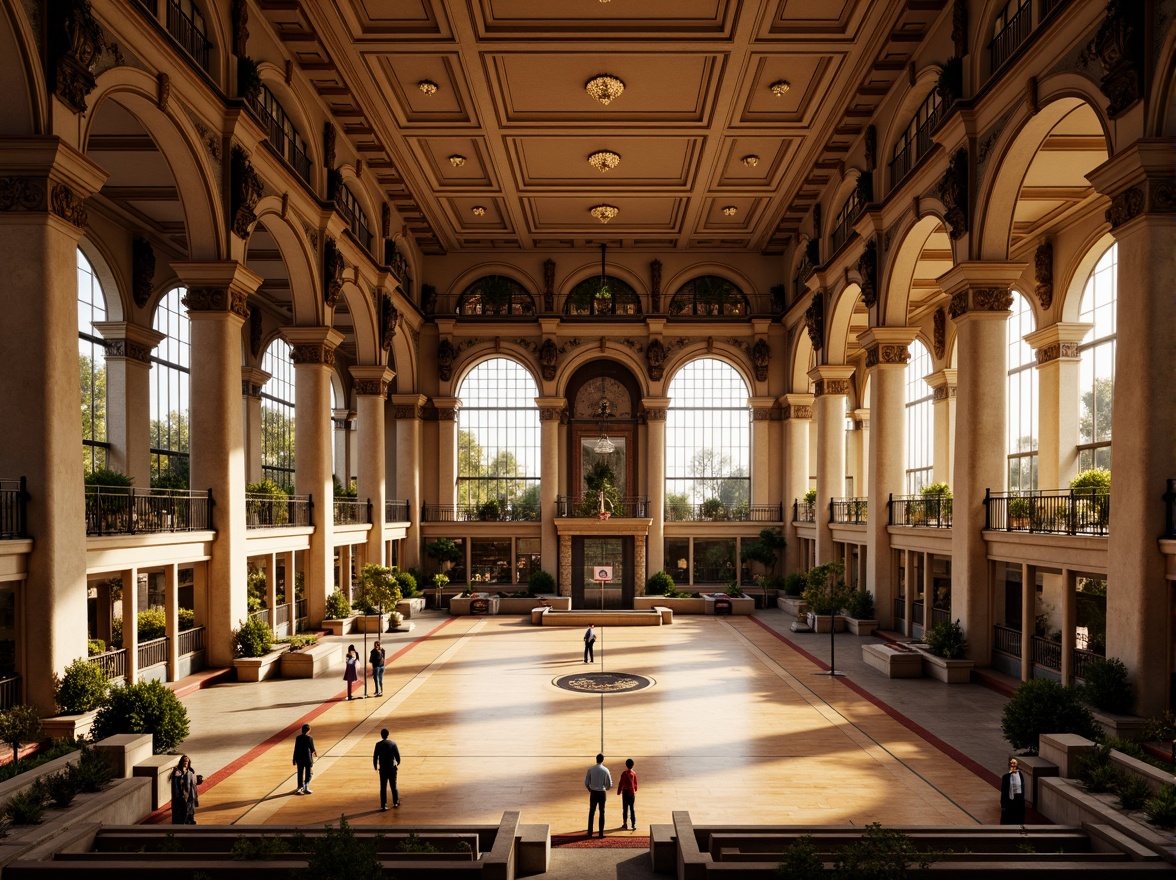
[[55, 658, 110, 715], [920, 482, 952, 524], [0, 705, 42, 768], [646, 570, 675, 596], [803, 562, 852, 674], [431, 572, 449, 608], [845, 587, 875, 622], [1001, 677, 1100, 753], [1081, 655, 1135, 716], [740, 527, 785, 577], [233, 615, 275, 658], [92, 680, 189, 754], [325, 589, 351, 621], [356, 564, 402, 623], [527, 569, 556, 596], [924, 619, 967, 659]]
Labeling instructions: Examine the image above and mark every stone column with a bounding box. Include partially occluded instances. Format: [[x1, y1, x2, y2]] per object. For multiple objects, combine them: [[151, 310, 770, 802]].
[[748, 397, 776, 507], [1024, 325, 1090, 489], [332, 408, 354, 489], [859, 328, 917, 629], [925, 370, 957, 485], [1060, 568, 1077, 685], [807, 366, 855, 565], [938, 262, 1024, 663], [241, 367, 270, 484], [434, 397, 461, 508], [852, 408, 870, 493], [780, 394, 813, 575], [1088, 142, 1175, 715], [92, 322, 165, 487], [284, 326, 343, 626], [920, 551, 932, 638], [173, 261, 263, 668], [164, 563, 179, 681], [121, 566, 139, 683], [537, 399, 564, 580], [351, 366, 394, 570], [391, 394, 425, 569], [0, 139, 107, 712], [1021, 562, 1035, 682], [643, 398, 670, 578]]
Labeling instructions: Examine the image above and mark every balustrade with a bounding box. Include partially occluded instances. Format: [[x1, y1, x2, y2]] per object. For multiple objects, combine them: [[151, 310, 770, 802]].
[[137, 637, 169, 669], [333, 498, 372, 525], [0, 477, 28, 539], [0, 675, 18, 711], [830, 498, 868, 524], [84, 486, 213, 536], [385, 499, 411, 523], [88, 648, 127, 682], [166, 0, 211, 70], [176, 626, 205, 656], [985, 488, 1109, 535], [888, 493, 952, 528], [245, 493, 312, 529], [664, 503, 782, 523], [555, 496, 649, 518]]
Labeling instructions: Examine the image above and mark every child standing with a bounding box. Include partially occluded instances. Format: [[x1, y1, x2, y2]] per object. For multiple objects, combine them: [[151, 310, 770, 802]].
[[618, 758, 638, 830]]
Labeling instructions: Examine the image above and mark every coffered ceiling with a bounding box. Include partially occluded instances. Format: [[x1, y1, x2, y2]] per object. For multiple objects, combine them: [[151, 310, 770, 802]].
[[257, 0, 946, 255]]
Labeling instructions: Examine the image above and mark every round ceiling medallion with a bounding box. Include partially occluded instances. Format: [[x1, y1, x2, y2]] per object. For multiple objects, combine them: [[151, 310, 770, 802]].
[[587, 150, 621, 172], [554, 672, 653, 694], [472, 206, 486, 216], [590, 205, 619, 224], [770, 79, 791, 97], [585, 74, 625, 106]]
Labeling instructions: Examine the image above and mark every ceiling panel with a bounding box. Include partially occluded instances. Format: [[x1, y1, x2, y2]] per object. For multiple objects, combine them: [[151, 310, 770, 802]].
[[506, 137, 702, 191]]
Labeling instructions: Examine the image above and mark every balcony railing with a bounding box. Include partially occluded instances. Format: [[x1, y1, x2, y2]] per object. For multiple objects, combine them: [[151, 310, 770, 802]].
[[138, 636, 168, 669], [929, 606, 950, 629], [84, 486, 213, 536], [556, 496, 649, 518], [664, 503, 783, 523], [1032, 635, 1061, 671], [985, 488, 1109, 535], [88, 648, 127, 682], [1165, 479, 1176, 538], [250, 607, 270, 627], [993, 623, 1022, 657], [894, 597, 905, 620], [246, 93, 312, 184], [889, 493, 953, 528], [1040, 0, 1069, 21], [912, 600, 924, 626], [997, 624, 1100, 678], [423, 502, 541, 523], [333, 498, 372, 525], [793, 500, 816, 523], [274, 603, 291, 630], [990, 1, 1033, 73], [0, 675, 19, 710], [166, 0, 210, 71], [385, 499, 410, 523], [177, 626, 205, 656], [830, 498, 868, 524], [0, 477, 28, 539], [295, 598, 307, 621], [245, 492, 312, 529]]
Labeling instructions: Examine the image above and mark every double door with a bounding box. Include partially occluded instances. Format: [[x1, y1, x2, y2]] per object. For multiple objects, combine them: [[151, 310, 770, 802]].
[[571, 537, 633, 609]]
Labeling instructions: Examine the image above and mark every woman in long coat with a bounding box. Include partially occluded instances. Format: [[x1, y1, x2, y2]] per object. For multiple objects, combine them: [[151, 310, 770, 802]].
[[170, 754, 199, 824]]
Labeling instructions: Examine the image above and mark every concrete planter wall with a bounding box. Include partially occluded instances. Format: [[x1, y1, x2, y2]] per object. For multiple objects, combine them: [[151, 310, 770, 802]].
[[321, 616, 354, 636], [396, 596, 427, 618], [353, 613, 390, 633], [913, 646, 975, 683], [278, 641, 340, 679], [233, 647, 287, 682], [806, 613, 846, 633], [1090, 707, 1148, 741], [777, 596, 808, 617], [634, 596, 706, 614], [862, 643, 922, 678], [702, 595, 755, 615], [449, 596, 501, 615], [844, 617, 878, 636], [42, 709, 100, 741]]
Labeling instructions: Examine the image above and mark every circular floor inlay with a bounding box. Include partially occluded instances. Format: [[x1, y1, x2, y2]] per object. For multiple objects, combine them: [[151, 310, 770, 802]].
[[554, 672, 654, 694]]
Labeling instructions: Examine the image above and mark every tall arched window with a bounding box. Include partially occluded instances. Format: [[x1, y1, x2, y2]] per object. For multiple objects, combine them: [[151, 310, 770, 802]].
[[150, 289, 191, 486], [77, 249, 107, 473], [904, 340, 933, 493], [665, 359, 750, 514], [261, 339, 297, 489], [1078, 243, 1116, 471], [1007, 291, 1038, 491], [456, 359, 541, 517]]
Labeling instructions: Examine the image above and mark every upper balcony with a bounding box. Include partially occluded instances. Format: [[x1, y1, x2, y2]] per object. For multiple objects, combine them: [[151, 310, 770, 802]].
[[423, 501, 540, 523], [85, 485, 212, 536], [985, 488, 1109, 536], [664, 502, 783, 523], [0, 478, 28, 540]]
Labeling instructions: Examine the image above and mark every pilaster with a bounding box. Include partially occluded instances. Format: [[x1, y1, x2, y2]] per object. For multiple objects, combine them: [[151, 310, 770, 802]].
[[642, 398, 671, 579], [806, 365, 855, 565], [92, 322, 165, 487], [331, 408, 354, 489], [925, 370, 957, 485], [241, 367, 271, 485], [433, 397, 461, 508], [780, 393, 814, 576], [390, 394, 426, 568], [537, 398, 565, 582], [351, 365, 394, 570], [1024, 324, 1090, 488], [748, 397, 776, 508]]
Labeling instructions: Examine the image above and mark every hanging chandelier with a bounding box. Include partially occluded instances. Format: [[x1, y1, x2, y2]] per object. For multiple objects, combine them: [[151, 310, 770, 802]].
[[585, 74, 625, 106], [593, 377, 615, 455], [595, 242, 612, 301]]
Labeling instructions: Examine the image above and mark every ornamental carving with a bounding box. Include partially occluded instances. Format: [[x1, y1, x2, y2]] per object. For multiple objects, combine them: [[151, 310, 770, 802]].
[[646, 338, 666, 381], [864, 344, 910, 368], [249, 305, 262, 357], [1034, 241, 1053, 309], [781, 404, 813, 420], [1035, 342, 1080, 364], [804, 292, 824, 352], [538, 407, 564, 422], [574, 376, 632, 420], [421, 283, 437, 315], [752, 408, 772, 421], [437, 339, 456, 381], [323, 236, 344, 307], [814, 379, 850, 397], [932, 385, 957, 401], [435, 407, 458, 421], [50, 0, 107, 114], [132, 236, 155, 309], [0, 177, 45, 211], [230, 146, 262, 239], [643, 407, 666, 421], [1105, 186, 1143, 228], [857, 238, 878, 308], [751, 339, 770, 382], [938, 148, 969, 240], [232, 0, 249, 56], [650, 259, 662, 313], [323, 122, 336, 169], [394, 404, 422, 419], [951, 0, 968, 58], [354, 378, 390, 398], [539, 339, 558, 381], [102, 338, 152, 364], [933, 308, 946, 359], [381, 295, 399, 352], [543, 259, 555, 312], [183, 287, 249, 319], [1154, 182, 1176, 213], [289, 343, 336, 366], [1082, 0, 1143, 119], [50, 183, 88, 228], [157, 72, 170, 111], [949, 287, 1012, 318]]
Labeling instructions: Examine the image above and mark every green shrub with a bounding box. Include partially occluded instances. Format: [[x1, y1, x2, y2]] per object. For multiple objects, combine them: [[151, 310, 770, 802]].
[[424, 538, 463, 566], [84, 468, 133, 487], [802, 562, 850, 616], [5, 786, 45, 825], [178, 608, 196, 630], [527, 570, 556, 595], [0, 705, 42, 767], [397, 832, 438, 853], [42, 768, 81, 808], [925, 619, 967, 659], [393, 569, 418, 597], [325, 590, 351, 620], [476, 498, 501, 521], [776, 834, 825, 880], [1001, 678, 1100, 752], [1146, 784, 1176, 828], [71, 743, 115, 792], [356, 564, 402, 613], [0, 739, 81, 785], [1118, 774, 1152, 811], [803, 488, 817, 506], [1084, 762, 1121, 794], [783, 572, 806, 597], [1081, 656, 1134, 715], [278, 634, 318, 650], [137, 607, 167, 641], [645, 571, 675, 596], [1008, 495, 1030, 520], [55, 658, 110, 714], [232, 615, 274, 658], [87, 639, 106, 657], [845, 588, 875, 620], [232, 834, 287, 860], [740, 528, 786, 572], [833, 823, 935, 879], [92, 680, 189, 754], [700, 498, 726, 520], [304, 814, 384, 880]]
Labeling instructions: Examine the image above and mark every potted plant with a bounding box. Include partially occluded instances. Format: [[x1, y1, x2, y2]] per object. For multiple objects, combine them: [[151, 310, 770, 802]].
[[1008, 495, 1030, 528], [1071, 468, 1111, 529], [920, 482, 952, 525], [44, 659, 109, 740], [1081, 655, 1145, 739], [802, 562, 851, 633], [431, 572, 450, 610], [777, 571, 809, 617], [700, 497, 726, 521], [354, 564, 401, 633], [843, 587, 878, 636], [916, 619, 975, 683], [231, 615, 284, 682], [322, 589, 353, 635], [476, 498, 502, 521]]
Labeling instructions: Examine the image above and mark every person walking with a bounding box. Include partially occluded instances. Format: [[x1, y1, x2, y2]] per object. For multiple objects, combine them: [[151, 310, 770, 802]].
[[344, 643, 360, 699], [292, 723, 317, 794], [1000, 757, 1027, 824], [617, 758, 638, 830], [369, 641, 386, 697], [373, 727, 402, 810], [583, 624, 596, 663], [585, 753, 612, 837], [169, 754, 199, 824]]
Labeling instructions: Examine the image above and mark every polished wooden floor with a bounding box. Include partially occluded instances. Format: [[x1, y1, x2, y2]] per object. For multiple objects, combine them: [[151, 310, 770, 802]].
[[197, 615, 1001, 832]]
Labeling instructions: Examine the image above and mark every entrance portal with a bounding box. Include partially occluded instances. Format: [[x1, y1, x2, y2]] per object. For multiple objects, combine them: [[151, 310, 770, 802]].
[[571, 537, 633, 609]]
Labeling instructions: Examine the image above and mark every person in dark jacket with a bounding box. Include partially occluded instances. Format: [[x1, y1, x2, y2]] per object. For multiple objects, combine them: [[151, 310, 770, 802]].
[[1000, 757, 1027, 824], [369, 641, 386, 697], [169, 754, 199, 824], [292, 723, 317, 794], [373, 727, 402, 810]]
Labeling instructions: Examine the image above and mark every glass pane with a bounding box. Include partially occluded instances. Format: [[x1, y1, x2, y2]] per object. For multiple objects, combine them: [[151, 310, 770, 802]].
[[581, 437, 627, 498], [693, 539, 735, 584], [665, 539, 690, 584], [470, 540, 512, 585], [582, 538, 624, 610]]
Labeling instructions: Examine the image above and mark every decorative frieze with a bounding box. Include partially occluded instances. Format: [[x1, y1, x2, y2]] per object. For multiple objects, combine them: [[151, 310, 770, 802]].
[[864, 343, 910, 368], [752, 407, 773, 421], [183, 287, 249, 319], [933, 308, 946, 358], [0, 177, 46, 212], [781, 404, 813, 420], [102, 338, 153, 364], [132, 236, 155, 308], [435, 406, 458, 421], [353, 378, 390, 398], [289, 343, 336, 366], [751, 339, 770, 382], [643, 406, 666, 421], [538, 406, 564, 422], [50, 183, 88, 228], [1034, 342, 1080, 365], [948, 287, 1013, 319], [1034, 241, 1053, 309], [932, 384, 957, 402], [230, 146, 262, 239], [938, 148, 969, 240], [393, 403, 423, 420], [813, 379, 849, 397]]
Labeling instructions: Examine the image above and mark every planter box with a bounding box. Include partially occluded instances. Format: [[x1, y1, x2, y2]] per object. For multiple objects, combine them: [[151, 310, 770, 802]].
[[844, 617, 878, 636], [702, 594, 755, 615], [233, 647, 287, 682], [862, 643, 922, 678], [42, 709, 100, 741], [353, 613, 390, 633], [1090, 707, 1148, 741], [1038, 733, 1097, 778], [1010, 753, 1059, 806], [777, 596, 808, 617], [395, 596, 426, 618], [449, 596, 500, 615], [279, 641, 340, 679], [634, 596, 706, 614], [321, 616, 354, 637], [806, 613, 846, 633], [912, 646, 975, 683]]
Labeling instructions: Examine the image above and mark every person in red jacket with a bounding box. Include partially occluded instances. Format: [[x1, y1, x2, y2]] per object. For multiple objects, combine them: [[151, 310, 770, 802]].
[[617, 758, 638, 830]]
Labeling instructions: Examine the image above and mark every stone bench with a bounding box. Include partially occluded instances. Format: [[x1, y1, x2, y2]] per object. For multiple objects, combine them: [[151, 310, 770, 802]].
[[862, 643, 923, 678], [536, 609, 665, 626]]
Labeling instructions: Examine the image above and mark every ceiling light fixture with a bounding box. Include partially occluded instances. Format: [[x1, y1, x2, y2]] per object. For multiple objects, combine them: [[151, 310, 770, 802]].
[[587, 150, 621, 172], [585, 74, 625, 106], [418, 79, 438, 96], [590, 205, 618, 224], [472, 206, 486, 216], [741, 154, 760, 167], [592, 377, 615, 456], [449, 155, 466, 167], [596, 242, 612, 302], [770, 80, 791, 97], [722, 206, 738, 216]]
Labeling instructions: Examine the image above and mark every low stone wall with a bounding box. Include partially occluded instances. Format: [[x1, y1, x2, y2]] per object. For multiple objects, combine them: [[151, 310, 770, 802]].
[[634, 596, 705, 614], [862, 643, 922, 678], [536, 608, 666, 626], [449, 596, 501, 615], [278, 641, 341, 679]]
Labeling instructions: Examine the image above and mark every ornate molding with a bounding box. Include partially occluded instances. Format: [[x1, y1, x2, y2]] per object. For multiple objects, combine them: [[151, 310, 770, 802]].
[[857, 238, 878, 308], [932, 384, 957, 401], [435, 406, 458, 421], [182, 287, 249, 319], [539, 338, 558, 381], [646, 338, 666, 381], [538, 406, 564, 422], [381, 295, 399, 352], [938, 148, 969, 240], [1035, 342, 1080, 365], [323, 235, 344, 307], [353, 377, 390, 398], [249, 306, 263, 358], [132, 236, 155, 309], [289, 343, 336, 366], [643, 406, 667, 421], [102, 338, 153, 364], [1034, 241, 1054, 309], [1105, 185, 1144, 228], [0, 177, 46, 212], [752, 407, 773, 421], [781, 404, 813, 420], [933, 308, 946, 359], [864, 343, 910, 368], [948, 287, 1013, 318], [813, 378, 850, 397], [50, 183, 88, 228], [751, 339, 770, 382], [393, 403, 423, 420], [804, 292, 824, 351], [230, 146, 262, 239], [50, 0, 108, 114]]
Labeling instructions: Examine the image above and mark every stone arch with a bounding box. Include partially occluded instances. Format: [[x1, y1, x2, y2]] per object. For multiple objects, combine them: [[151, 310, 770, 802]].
[[387, 325, 414, 394], [1153, 20, 1176, 136], [77, 237, 127, 322], [788, 325, 815, 393], [561, 259, 646, 306], [337, 279, 381, 367], [388, 231, 420, 298], [336, 165, 380, 241], [555, 345, 648, 401], [1059, 231, 1116, 324], [878, 64, 941, 174], [825, 281, 865, 366], [661, 348, 755, 401], [187, 0, 229, 84], [878, 213, 952, 328], [450, 348, 542, 397], [448, 263, 542, 299], [661, 263, 755, 300], [254, 62, 321, 190], [246, 199, 320, 325], [0, 0, 45, 134]]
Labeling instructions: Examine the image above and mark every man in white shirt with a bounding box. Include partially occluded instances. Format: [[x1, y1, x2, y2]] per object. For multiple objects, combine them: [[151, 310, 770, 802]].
[[584, 753, 613, 837]]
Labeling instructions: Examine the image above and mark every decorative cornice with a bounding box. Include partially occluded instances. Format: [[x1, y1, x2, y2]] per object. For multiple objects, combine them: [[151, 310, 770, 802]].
[[50, 183, 88, 228], [1034, 342, 1081, 365], [932, 384, 958, 401], [182, 287, 249, 319], [393, 404, 423, 420], [538, 406, 564, 422], [813, 379, 850, 397], [353, 378, 390, 398], [752, 407, 773, 421], [781, 404, 813, 420], [102, 338, 153, 364], [289, 343, 336, 366], [948, 287, 1013, 319], [864, 343, 910, 368]]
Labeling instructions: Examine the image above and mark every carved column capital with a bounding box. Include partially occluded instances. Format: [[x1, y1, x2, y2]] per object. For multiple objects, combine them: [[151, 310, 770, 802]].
[[1023, 323, 1093, 366], [171, 261, 264, 323], [389, 393, 427, 421], [925, 369, 958, 402], [92, 322, 165, 365], [778, 393, 815, 421], [350, 365, 396, 398], [241, 366, 271, 398], [936, 261, 1026, 323], [1087, 140, 1176, 230], [433, 396, 461, 421], [807, 365, 855, 397], [282, 326, 345, 366], [536, 396, 566, 422], [641, 397, 671, 422], [858, 327, 917, 369]]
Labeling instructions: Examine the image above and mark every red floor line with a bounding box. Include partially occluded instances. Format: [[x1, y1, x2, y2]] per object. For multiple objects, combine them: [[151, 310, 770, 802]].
[[747, 617, 1002, 790]]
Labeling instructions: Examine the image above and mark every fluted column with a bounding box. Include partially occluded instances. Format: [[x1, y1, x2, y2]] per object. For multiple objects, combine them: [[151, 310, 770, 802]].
[[351, 366, 394, 570], [780, 394, 813, 575], [925, 370, 957, 484], [284, 326, 343, 626], [808, 366, 855, 565], [859, 327, 917, 629], [939, 262, 1024, 663], [1088, 141, 1176, 715], [1024, 324, 1090, 489], [643, 398, 670, 579], [537, 398, 564, 580], [241, 367, 270, 484], [93, 322, 164, 487], [391, 394, 426, 569], [173, 261, 264, 667], [434, 397, 461, 508]]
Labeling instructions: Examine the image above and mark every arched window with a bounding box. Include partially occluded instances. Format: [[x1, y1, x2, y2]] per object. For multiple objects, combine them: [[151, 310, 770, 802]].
[[334, 182, 374, 253], [150, 289, 191, 486], [665, 359, 750, 516], [260, 339, 297, 489], [77, 249, 108, 473], [166, 0, 211, 71], [1006, 291, 1038, 491], [457, 276, 537, 317], [249, 84, 312, 183], [456, 359, 540, 518], [1078, 243, 1117, 471], [904, 340, 933, 493], [831, 187, 864, 252], [564, 275, 641, 317], [668, 276, 748, 317], [889, 89, 941, 189], [990, 0, 1032, 73]]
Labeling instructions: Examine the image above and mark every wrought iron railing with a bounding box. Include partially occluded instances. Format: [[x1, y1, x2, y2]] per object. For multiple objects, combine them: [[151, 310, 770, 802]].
[[246, 91, 313, 184], [990, 1, 1033, 73], [88, 648, 127, 682], [664, 503, 783, 523], [422, 502, 542, 522], [930, 606, 950, 629], [138, 636, 169, 669], [889, 493, 953, 528], [888, 104, 941, 191], [1041, 0, 1069, 20], [295, 598, 307, 621], [993, 623, 1022, 657], [333, 498, 372, 525], [84, 486, 213, 536], [830, 190, 864, 253], [250, 608, 270, 627], [555, 496, 649, 518], [912, 600, 924, 626], [830, 498, 868, 524], [0, 477, 28, 539], [385, 499, 411, 523], [1032, 635, 1061, 671], [177, 626, 204, 656], [245, 492, 312, 529], [0, 675, 19, 710], [166, 0, 210, 71], [793, 500, 816, 523], [274, 603, 291, 630], [985, 488, 1110, 535], [894, 597, 905, 620], [333, 184, 374, 253]]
